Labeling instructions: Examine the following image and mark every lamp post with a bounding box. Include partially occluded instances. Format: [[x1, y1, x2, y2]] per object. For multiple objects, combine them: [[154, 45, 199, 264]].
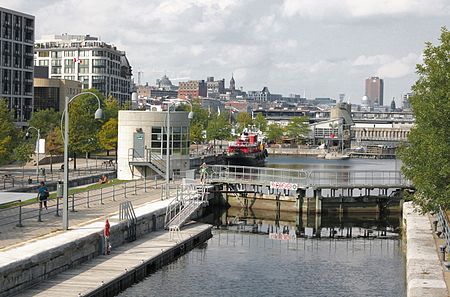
[[26, 126, 41, 182], [61, 92, 103, 230], [165, 101, 194, 197]]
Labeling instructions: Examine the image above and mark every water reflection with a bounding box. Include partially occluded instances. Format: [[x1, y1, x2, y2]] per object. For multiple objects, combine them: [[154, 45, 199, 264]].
[[201, 206, 400, 239]]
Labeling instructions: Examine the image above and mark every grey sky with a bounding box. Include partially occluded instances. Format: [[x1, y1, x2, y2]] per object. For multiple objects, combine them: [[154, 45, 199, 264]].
[[4, 0, 450, 103]]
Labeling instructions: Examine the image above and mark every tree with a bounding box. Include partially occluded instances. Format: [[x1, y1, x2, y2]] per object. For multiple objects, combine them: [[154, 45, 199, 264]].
[[254, 112, 268, 132], [206, 113, 232, 143], [0, 99, 18, 165], [46, 127, 63, 173], [28, 108, 60, 138], [67, 89, 105, 168], [398, 27, 450, 212], [103, 95, 120, 120], [266, 123, 284, 144], [98, 118, 118, 158], [236, 112, 253, 131], [13, 141, 34, 177], [285, 116, 309, 144]]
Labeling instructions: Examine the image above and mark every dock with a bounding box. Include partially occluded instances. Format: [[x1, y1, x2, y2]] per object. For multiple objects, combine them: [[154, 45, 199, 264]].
[[14, 223, 212, 297]]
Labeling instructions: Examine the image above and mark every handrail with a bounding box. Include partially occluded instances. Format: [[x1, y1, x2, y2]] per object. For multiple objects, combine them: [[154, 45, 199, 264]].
[[207, 165, 411, 188], [438, 207, 450, 249]]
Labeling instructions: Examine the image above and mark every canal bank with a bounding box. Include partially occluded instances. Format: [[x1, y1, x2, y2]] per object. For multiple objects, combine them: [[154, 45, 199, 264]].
[[0, 187, 215, 297], [403, 201, 448, 297]]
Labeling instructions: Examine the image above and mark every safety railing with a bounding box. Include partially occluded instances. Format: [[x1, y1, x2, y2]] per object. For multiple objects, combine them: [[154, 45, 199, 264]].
[[207, 165, 411, 188], [437, 207, 450, 250], [0, 175, 164, 230], [119, 201, 137, 242], [0, 163, 116, 191], [128, 148, 166, 176]]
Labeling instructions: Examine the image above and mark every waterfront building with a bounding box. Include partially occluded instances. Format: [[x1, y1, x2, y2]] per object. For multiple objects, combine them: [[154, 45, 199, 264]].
[[247, 87, 282, 102], [0, 7, 35, 125], [365, 76, 384, 106], [117, 109, 191, 180], [178, 80, 207, 98], [34, 34, 132, 104]]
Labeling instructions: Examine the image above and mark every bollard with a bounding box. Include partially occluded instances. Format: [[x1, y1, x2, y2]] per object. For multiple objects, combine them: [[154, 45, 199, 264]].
[[100, 188, 104, 204], [55, 196, 60, 217], [86, 190, 90, 208], [16, 205, 23, 227], [433, 220, 438, 232], [440, 245, 447, 261], [38, 203, 43, 222], [71, 194, 75, 212]]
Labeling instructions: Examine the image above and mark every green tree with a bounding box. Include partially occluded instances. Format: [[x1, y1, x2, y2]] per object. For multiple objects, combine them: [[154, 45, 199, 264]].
[[103, 95, 120, 120], [285, 116, 309, 144], [67, 89, 105, 168], [398, 27, 450, 212], [98, 118, 118, 157], [28, 108, 61, 138], [266, 123, 284, 144], [236, 112, 253, 131], [254, 112, 268, 132], [0, 99, 18, 165], [190, 100, 209, 130], [13, 141, 34, 177], [206, 113, 232, 142]]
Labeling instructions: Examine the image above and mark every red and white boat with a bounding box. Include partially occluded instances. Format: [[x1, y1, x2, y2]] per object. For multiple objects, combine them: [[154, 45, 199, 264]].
[[225, 131, 268, 166]]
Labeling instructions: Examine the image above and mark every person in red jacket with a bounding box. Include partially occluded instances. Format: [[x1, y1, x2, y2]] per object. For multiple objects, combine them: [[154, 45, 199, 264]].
[[104, 219, 111, 255]]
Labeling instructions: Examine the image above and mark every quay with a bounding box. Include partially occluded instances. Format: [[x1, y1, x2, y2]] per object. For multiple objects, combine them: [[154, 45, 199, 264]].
[[0, 179, 215, 297], [13, 223, 211, 297]]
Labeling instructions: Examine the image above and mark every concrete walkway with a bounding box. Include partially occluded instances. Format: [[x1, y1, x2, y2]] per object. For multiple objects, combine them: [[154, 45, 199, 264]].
[[404, 202, 448, 297], [13, 223, 211, 297], [0, 180, 170, 250]]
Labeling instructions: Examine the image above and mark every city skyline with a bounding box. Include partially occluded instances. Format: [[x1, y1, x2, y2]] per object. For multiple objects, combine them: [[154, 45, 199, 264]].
[[3, 0, 450, 103]]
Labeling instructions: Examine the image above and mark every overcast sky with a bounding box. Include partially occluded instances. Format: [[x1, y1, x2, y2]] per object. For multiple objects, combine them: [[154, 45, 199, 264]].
[[4, 0, 450, 104]]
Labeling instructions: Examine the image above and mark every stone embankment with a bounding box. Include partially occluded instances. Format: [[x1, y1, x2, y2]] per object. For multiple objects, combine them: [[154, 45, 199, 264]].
[[403, 201, 448, 297]]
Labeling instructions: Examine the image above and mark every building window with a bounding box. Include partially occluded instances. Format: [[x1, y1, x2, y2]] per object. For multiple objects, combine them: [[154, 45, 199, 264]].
[[38, 51, 49, 57]]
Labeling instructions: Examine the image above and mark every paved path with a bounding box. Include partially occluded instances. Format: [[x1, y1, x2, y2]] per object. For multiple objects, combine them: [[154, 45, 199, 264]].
[[0, 180, 175, 250], [14, 223, 211, 297]]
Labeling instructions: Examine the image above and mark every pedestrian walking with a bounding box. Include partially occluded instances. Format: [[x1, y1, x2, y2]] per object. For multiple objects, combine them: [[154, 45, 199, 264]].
[[37, 181, 49, 210], [104, 219, 111, 255], [200, 162, 208, 184]]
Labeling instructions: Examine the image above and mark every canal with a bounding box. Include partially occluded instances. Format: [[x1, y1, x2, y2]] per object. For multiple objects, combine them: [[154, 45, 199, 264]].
[[117, 157, 406, 297]]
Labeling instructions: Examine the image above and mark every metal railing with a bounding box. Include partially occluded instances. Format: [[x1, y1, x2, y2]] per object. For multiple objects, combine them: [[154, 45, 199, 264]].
[[437, 207, 450, 250], [128, 148, 166, 176], [119, 201, 137, 242], [207, 165, 411, 188], [1, 163, 116, 190], [0, 175, 163, 230]]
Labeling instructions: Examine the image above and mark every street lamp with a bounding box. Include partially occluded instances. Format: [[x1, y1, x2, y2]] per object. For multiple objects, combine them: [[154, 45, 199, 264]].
[[26, 126, 41, 182], [165, 100, 194, 197], [61, 91, 103, 230]]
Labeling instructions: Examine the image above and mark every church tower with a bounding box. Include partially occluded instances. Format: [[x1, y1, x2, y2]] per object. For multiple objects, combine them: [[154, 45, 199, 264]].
[[230, 74, 235, 91]]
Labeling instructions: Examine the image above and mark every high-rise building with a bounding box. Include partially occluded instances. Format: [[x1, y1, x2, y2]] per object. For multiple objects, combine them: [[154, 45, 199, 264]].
[[206, 76, 225, 98], [34, 34, 132, 104], [365, 77, 384, 106], [0, 7, 35, 125]]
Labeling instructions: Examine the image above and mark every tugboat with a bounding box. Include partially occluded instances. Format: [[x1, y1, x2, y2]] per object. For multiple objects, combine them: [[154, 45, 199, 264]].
[[225, 130, 268, 166]]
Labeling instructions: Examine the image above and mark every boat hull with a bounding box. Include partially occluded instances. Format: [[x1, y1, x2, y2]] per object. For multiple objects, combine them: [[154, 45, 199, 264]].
[[224, 152, 266, 166]]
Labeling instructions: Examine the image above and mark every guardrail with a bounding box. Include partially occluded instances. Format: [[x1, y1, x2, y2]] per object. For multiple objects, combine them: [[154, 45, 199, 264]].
[[0, 175, 164, 230], [207, 165, 411, 188], [1, 163, 116, 190], [437, 207, 450, 251]]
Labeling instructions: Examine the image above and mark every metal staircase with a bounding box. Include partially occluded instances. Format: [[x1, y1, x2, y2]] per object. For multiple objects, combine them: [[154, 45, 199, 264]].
[[164, 182, 209, 240], [128, 148, 166, 178]]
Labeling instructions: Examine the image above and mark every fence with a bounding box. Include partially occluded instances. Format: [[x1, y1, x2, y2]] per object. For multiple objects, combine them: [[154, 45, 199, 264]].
[[0, 174, 172, 230], [437, 207, 450, 250], [1, 163, 116, 190]]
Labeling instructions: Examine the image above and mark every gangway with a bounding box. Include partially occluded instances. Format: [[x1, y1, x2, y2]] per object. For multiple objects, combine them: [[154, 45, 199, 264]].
[[164, 182, 209, 239]]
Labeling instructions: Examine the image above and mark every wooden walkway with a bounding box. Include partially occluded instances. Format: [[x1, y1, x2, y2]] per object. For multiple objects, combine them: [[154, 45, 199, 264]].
[[15, 223, 212, 297]]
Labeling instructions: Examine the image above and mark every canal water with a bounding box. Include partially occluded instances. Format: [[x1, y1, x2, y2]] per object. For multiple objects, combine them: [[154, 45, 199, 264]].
[[117, 157, 406, 297]]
